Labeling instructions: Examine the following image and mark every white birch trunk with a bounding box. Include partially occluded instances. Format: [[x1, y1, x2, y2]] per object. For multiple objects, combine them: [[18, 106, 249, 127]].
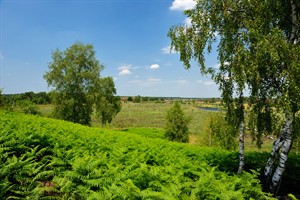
[[270, 112, 293, 193], [264, 126, 285, 185], [237, 121, 245, 174]]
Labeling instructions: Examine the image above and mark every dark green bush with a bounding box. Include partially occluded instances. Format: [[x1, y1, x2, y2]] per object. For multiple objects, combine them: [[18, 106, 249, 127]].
[[165, 102, 190, 143]]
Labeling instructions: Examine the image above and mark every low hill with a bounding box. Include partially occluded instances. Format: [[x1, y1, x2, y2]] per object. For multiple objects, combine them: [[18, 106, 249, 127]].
[[0, 111, 276, 199]]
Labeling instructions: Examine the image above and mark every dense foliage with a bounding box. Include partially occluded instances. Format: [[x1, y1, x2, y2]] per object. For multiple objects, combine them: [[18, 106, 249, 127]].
[[168, 0, 299, 192], [202, 112, 237, 150], [4, 91, 51, 105], [165, 102, 190, 143], [44, 42, 121, 126], [0, 111, 276, 199], [95, 77, 121, 126]]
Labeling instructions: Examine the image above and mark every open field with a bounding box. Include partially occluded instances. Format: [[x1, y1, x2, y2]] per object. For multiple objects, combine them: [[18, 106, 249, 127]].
[[38, 102, 273, 152]]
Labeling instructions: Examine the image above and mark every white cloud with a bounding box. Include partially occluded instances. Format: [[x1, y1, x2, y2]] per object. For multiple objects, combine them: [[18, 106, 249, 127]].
[[162, 46, 176, 54], [150, 64, 160, 70], [212, 63, 220, 69], [118, 64, 131, 71], [170, 0, 196, 11], [212, 61, 230, 69], [196, 80, 203, 83], [119, 69, 132, 76], [184, 17, 192, 26], [118, 64, 132, 76]]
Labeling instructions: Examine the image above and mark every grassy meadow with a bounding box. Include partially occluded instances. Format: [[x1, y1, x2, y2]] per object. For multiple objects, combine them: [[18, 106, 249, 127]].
[[38, 101, 273, 152]]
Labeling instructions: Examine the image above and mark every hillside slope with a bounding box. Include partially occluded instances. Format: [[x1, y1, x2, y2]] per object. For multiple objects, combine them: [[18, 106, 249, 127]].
[[0, 111, 273, 199]]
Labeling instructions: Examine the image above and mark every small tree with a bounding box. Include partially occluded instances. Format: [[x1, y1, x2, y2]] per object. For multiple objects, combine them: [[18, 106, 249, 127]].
[[44, 42, 121, 126], [165, 102, 190, 143], [127, 96, 133, 102], [133, 95, 141, 103]]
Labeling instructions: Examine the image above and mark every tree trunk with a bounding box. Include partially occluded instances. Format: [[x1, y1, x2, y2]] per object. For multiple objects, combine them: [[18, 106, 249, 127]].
[[270, 111, 293, 194], [237, 121, 245, 174], [263, 110, 294, 194], [263, 130, 285, 188]]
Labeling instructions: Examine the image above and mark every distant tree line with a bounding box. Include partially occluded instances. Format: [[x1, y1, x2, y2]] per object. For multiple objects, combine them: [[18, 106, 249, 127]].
[[2, 91, 51, 106]]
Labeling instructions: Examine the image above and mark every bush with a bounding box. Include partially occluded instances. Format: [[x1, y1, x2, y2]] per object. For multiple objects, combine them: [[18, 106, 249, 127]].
[[201, 112, 237, 150], [165, 101, 190, 143], [17, 100, 41, 115]]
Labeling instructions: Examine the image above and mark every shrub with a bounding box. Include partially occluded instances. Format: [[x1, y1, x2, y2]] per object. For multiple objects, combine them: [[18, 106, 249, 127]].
[[165, 101, 191, 143], [201, 112, 237, 150], [17, 100, 41, 115]]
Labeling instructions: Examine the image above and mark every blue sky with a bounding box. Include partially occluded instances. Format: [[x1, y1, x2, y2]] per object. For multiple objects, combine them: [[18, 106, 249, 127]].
[[0, 0, 220, 97]]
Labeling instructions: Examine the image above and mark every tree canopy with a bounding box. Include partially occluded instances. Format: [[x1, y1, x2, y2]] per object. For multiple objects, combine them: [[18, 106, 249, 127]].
[[44, 42, 121, 126], [168, 0, 299, 194]]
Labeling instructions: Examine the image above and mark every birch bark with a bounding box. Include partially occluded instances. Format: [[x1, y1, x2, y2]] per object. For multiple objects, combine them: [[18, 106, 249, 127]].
[[271, 112, 294, 193], [237, 121, 245, 174]]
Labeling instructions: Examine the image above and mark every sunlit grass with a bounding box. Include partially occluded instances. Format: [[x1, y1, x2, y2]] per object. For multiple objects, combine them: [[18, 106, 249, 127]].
[[38, 101, 272, 152]]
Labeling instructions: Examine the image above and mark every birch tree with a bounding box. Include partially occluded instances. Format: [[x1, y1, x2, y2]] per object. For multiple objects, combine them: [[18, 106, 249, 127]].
[[168, 0, 299, 194], [44, 42, 121, 126]]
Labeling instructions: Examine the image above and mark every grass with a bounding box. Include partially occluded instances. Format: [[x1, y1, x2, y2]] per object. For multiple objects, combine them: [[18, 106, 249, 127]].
[[38, 102, 273, 152]]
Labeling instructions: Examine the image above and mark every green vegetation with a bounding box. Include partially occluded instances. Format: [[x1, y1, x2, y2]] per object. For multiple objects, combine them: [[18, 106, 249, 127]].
[[0, 89, 4, 107], [1, 111, 277, 199], [44, 42, 121, 126], [169, 0, 299, 193], [95, 77, 121, 126], [201, 112, 237, 150], [16, 99, 41, 115], [165, 102, 190, 143], [39, 102, 274, 151]]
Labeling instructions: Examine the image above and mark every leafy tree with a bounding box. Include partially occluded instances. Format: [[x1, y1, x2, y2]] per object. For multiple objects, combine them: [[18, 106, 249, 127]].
[[127, 96, 133, 102], [95, 77, 121, 126], [44, 42, 121, 126], [168, 0, 299, 193], [202, 112, 237, 150], [133, 95, 141, 103], [165, 102, 190, 143], [142, 96, 149, 102]]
